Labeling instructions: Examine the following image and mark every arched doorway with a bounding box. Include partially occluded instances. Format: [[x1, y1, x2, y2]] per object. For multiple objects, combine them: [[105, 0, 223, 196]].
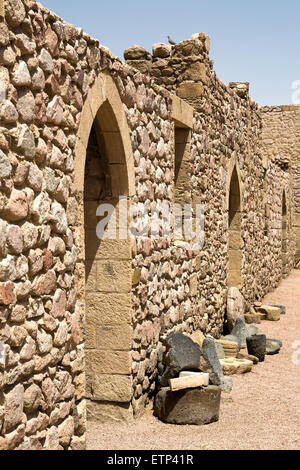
[[282, 190, 288, 278], [74, 74, 135, 424], [228, 166, 242, 288]]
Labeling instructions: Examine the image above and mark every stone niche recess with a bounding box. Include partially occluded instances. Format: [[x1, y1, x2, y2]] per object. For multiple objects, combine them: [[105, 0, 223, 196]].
[[0, 0, 297, 451]]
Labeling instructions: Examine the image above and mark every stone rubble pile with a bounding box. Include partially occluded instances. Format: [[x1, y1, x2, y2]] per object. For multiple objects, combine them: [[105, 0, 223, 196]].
[[154, 295, 286, 425]]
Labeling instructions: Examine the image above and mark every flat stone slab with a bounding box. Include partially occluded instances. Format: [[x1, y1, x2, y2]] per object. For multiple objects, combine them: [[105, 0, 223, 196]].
[[220, 357, 253, 376], [237, 352, 259, 364], [216, 339, 238, 358], [270, 305, 286, 315], [256, 305, 281, 321], [170, 373, 209, 391], [154, 386, 221, 425]]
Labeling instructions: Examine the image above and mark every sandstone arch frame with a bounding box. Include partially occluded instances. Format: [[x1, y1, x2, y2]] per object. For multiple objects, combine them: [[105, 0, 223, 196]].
[[282, 189, 288, 278], [226, 158, 243, 288], [74, 73, 135, 423]]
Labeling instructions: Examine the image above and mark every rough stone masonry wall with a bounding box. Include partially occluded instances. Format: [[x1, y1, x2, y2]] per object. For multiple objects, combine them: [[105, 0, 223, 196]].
[[0, 0, 295, 450], [261, 105, 300, 268]]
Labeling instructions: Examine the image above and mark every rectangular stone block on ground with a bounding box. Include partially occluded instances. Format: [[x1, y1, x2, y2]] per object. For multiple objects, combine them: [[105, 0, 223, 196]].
[[170, 373, 209, 391]]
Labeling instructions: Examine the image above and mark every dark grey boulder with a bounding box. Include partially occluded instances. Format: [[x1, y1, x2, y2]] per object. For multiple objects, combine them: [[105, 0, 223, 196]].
[[154, 386, 221, 425], [159, 333, 202, 386]]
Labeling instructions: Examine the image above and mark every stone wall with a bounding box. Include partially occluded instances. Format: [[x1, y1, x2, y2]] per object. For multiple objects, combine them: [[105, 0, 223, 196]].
[[0, 0, 296, 450], [261, 105, 300, 267]]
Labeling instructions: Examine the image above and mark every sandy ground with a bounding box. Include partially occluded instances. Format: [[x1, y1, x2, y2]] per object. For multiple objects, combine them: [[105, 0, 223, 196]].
[[87, 270, 300, 450]]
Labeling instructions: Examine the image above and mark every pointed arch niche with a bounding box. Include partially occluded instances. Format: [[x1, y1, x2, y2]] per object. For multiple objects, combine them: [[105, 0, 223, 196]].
[[227, 163, 243, 289], [282, 190, 288, 278], [74, 73, 135, 424]]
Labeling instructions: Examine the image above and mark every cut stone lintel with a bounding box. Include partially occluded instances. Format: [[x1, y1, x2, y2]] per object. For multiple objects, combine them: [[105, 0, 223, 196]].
[[172, 95, 194, 129]]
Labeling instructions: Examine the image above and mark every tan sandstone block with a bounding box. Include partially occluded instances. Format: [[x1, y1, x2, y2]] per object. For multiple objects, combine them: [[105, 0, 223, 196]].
[[96, 260, 132, 293], [228, 270, 242, 289], [85, 293, 132, 325], [85, 234, 131, 260], [229, 212, 242, 230], [85, 260, 97, 292], [96, 325, 133, 351], [86, 350, 131, 375], [170, 373, 209, 391], [85, 324, 96, 349], [294, 214, 300, 227], [87, 400, 133, 424], [189, 273, 198, 297], [172, 95, 194, 129], [177, 82, 204, 100], [257, 305, 281, 322], [88, 375, 133, 402], [0, 0, 4, 18], [189, 330, 205, 347], [220, 358, 253, 375], [229, 231, 242, 250], [183, 62, 208, 83], [229, 250, 242, 270]]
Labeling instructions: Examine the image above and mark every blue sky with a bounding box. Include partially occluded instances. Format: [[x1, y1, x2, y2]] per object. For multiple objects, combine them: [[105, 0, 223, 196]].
[[41, 0, 300, 106]]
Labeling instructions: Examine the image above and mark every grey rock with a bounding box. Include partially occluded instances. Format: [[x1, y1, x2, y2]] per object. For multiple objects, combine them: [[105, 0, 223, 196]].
[[267, 338, 283, 348], [160, 333, 202, 386], [39, 48, 54, 73], [0, 150, 12, 178], [231, 317, 257, 349], [220, 376, 233, 392], [215, 342, 225, 360], [247, 325, 259, 336], [222, 334, 239, 344], [201, 337, 224, 386], [154, 386, 221, 425], [266, 339, 281, 355]]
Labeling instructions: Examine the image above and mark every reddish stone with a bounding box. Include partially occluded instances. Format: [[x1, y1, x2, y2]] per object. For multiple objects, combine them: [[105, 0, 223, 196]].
[[0, 282, 15, 305], [51, 289, 66, 319], [43, 249, 54, 271], [7, 225, 24, 255], [32, 270, 57, 296], [35, 94, 47, 125], [45, 26, 59, 56], [3, 189, 28, 222], [45, 75, 60, 97]]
